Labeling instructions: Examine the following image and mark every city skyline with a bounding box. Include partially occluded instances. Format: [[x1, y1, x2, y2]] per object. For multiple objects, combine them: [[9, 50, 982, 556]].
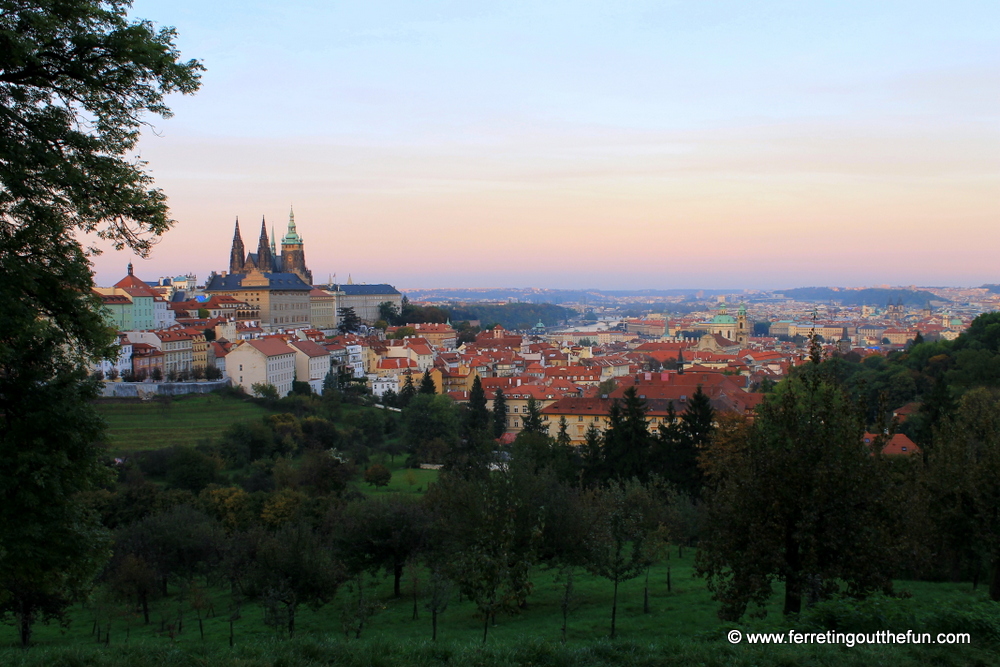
[[88, 1, 999, 289]]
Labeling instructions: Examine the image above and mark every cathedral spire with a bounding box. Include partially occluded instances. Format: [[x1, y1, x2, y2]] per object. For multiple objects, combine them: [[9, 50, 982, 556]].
[[256, 216, 273, 272], [282, 204, 302, 244], [229, 217, 246, 274]]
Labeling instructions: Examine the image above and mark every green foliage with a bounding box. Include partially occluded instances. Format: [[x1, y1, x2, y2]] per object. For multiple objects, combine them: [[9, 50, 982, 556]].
[[164, 447, 218, 493], [402, 394, 459, 465], [448, 303, 577, 330], [927, 388, 1000, 600], [364, 464, 392, 488], [332, 496, 429, 598], [337, 307, 362, 334], [600, 387, 652, 482], [419, 370, 436, 395], [491, 388, 507, 439], [698, 375, 903, 620], [0, 0, 204, 628]]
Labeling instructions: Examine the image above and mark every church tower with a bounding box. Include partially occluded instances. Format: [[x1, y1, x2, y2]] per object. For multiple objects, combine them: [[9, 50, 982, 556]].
[[255, 217, 274, 272], [736, 303, 749, 346], [280, 206, 312, 284], [229, 218, 246, 274]]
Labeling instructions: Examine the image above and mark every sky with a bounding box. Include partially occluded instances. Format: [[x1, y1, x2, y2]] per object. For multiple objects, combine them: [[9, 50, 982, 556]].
[[89, 1, 1000, 290]]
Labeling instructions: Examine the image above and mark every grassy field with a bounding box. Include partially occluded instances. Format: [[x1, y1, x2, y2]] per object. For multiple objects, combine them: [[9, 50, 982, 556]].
[[95, 394, 271, 452], [2, 547, 989, 652], [358, 460, 439, 496]]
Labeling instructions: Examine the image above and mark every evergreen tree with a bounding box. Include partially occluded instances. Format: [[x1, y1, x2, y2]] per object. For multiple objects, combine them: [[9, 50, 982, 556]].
[[556, 416, 572, 448], [582, 421, 605, 487], [521, 396, 545, 435], [465, 376, 491, 436], [337, 307, 362, 334], [601, 387, 652, 482], [419, 369, 436, 395], [398, 375, 417, 408], [658, 386, 716, 499], [492, 388, 507, 439]]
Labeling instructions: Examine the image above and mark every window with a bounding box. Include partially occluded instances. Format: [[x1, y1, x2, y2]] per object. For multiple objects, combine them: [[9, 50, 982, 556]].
[[578, 415, 583, 422]]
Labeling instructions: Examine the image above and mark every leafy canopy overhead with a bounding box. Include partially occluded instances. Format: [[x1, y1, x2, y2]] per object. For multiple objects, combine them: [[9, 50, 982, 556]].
[[0, 0, 203, 256]]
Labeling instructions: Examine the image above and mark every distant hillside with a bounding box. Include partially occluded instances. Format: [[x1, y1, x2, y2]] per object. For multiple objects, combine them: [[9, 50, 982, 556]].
[[779, 287, 944, 307], [404, 287, 732, 304], [448, 303, 577, 329]]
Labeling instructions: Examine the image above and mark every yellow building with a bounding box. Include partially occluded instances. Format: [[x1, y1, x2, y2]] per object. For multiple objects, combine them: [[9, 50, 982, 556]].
[[205, 269, 312, 332]]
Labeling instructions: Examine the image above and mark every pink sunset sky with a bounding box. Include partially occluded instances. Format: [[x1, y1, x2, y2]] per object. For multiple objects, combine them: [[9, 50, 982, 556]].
[[90, 1, 999, 290]]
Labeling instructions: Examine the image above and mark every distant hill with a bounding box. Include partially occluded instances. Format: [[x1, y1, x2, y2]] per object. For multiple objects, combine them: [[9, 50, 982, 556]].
[[403, 287, 732, 304], [779, 287, 945, 307], [448, 303, 577, 329]]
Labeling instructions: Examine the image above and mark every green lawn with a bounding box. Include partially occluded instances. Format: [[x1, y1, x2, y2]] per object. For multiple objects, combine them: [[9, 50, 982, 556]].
[[357, 460, 439, 496], [95, 394, 270, 453], [3, 547, 989, 652]]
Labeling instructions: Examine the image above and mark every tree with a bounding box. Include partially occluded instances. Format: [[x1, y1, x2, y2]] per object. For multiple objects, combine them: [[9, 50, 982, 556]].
[[337, 307, 362, 334], [363, 463, 392, 488], [398, 374, 416, 408], [0, 4, 202, 644], [601, 387, 652, 482], [402, 394, 460, 464], [419, 369, 436, 395], [928, 388, 1000, 600], [697, 375, 901, 620], [434, 471, 540, 643], [251, 382, 279, 401], [491, 388, 507, 439], [378, 301, 401, 326], [520, 396, 545, 435], [465, 375, 491, 436], [584, 479, 656, 639], [244, 523, 342, 638], [332, 496, 430, 598]]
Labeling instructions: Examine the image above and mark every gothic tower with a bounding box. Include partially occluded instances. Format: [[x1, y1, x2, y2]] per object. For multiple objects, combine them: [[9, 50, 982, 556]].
[[280, 206, 312, 284], [229, 218, 246, 274], [255, 217, 274, 272]]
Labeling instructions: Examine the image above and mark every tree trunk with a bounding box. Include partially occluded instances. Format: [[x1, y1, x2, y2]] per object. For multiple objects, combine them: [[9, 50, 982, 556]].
[[643, 566, 650, 614], [141, 593, 150, 625], [432, 608, 438, 641], [990, 557, 1000, 602], [394, 561, 403, 598], [667, 565, 672, 592], [19, 605, 32, 647], [783, 525, 802, 615], [610, 578, 619, 639], [482, 612, 489, 644], [288, 604, 295, 639]]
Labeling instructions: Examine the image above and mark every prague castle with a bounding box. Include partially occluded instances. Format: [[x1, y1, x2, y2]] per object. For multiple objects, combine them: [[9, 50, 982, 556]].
[[229, 207, 312, 284], [206, 207, 402, 332]]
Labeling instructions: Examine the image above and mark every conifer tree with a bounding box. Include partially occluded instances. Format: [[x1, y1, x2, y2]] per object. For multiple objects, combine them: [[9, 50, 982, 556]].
[[492, 388, 507, 439], [398, 374, 417, 408], [419, 370, 436, 395]]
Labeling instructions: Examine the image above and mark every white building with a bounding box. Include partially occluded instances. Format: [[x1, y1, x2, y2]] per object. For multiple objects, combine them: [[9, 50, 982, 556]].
[[289, 339, 332, 395], [225, 338, 296, 397]]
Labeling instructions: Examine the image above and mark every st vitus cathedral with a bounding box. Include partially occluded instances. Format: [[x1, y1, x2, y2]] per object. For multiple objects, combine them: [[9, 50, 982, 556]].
[[229, 207, 313, 285]]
